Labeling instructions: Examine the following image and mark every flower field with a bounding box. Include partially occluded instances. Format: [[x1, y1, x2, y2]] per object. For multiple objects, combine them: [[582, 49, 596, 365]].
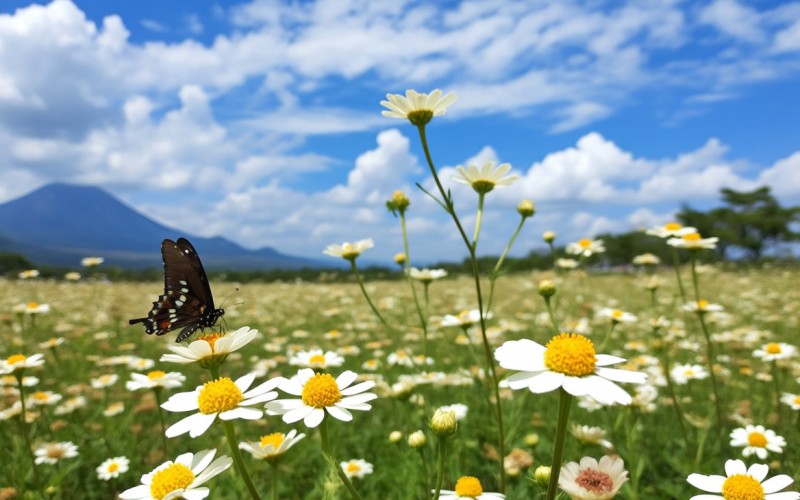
[[2, 264, 799, 499]]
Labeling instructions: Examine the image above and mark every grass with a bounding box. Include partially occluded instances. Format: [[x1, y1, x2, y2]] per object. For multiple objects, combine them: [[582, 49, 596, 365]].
[[1, 264, 799, 499]]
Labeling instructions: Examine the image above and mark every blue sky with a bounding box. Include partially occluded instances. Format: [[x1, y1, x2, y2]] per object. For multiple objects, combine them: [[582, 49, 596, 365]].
[[0, 0, 798, 263]]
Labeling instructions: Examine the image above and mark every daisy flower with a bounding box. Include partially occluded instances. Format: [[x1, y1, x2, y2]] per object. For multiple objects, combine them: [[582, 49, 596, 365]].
[[380, 89, 457, 126], [556, 258, 580, 269], [1, 353, 45, 374], [494, 333, 647, 405], [28, 391, 62, 407], [595, 308, 637, 324], [667, 232, 718, 250], [18, 269, 40, 279], [646, 222, 697, 239], [126, 370, 186, 391], [322, 239, 374, 261], [437, 476, 505, 499], [570, 425, 613, 450], [160, 326, 258, 366], [408, 268, 448, 283], [38, 337, 65, 349], [340, 459, 374, 479], [119, 449, 232, 500], [97, 456, 130, 481], [566, 239, 606, 258], [729, 425, 786, 460], [289, 349, 345, 370], [453, 162, 518, 194], [781, 393, 800, 410], [81, 256, 104, 267], [670, 363, 709, 385], [34, 441, 79, 464], [753, 342, 797, 362], [558, 455, 629, 500], [437, 403, 468, 421], [632, 253, 661, 266], [239, 429, 305, 461], [682, 299, 724, 314], [687, 459, 799, 500], [441, 310, 489, 329], [161, 372, 283, 438], [265, 368, 377, 428], [91, 374, 119, 389]]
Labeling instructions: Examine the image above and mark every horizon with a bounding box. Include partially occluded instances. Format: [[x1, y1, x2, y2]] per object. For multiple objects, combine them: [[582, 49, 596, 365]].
[[0, 0, 798, 263]]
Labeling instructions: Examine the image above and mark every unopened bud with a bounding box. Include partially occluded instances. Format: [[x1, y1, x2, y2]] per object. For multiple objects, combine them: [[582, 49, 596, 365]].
[[517, 200, 535, 218], [538, 279, 557, 298], [407, 430, 426, 449], [388, 431, 403, 443], [542, 231, 556, 243], [533, 465, 551, 486], [394, 252, 407, 265], [429, 408, 457, 437]]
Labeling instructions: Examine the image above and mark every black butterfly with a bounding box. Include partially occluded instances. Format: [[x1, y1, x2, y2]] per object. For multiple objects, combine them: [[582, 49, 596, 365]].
[[130, 238, 224, 342]]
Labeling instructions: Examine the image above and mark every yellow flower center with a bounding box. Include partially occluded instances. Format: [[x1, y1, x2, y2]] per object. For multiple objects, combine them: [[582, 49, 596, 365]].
[[197, 332, 224, 351], [107, 462, 120, 473], [27, 302, 38, 309], [697, 299, 709, 309], [578, 239, 592, 248], [665, 222, 682, 231], [794, 396, 800, 405], [197, 377, 244, 414], [260, 432, 286, 449], [301, 373, 341, 408], [765, 343, 782, 354], [544, 333, 597, 377], [32, 392, 48, 401], [683, 232, 702, 241], [7, 354, 26, 364], [147, 370, 166, 380], [611, 310, 623, 319], [150, 463, 195, 500], [685, 369, 695, 377], [747, 432, 767, 448], [346, 462, 362, 474], [454, 476, 483, 497], [575, 468, 614, 494], [721, 474, 764, 500], [46, 444, 65, 459], [308, 354, 327, 365]]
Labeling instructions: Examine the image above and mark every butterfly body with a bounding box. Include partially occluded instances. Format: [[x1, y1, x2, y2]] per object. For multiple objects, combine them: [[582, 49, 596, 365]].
[[130, 238, 224, 342]]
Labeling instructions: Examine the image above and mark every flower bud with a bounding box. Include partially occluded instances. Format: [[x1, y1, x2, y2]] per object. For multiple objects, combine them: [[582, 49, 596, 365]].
[[407, 430, 426, 449], [538, 279, 557, 298], [386, 190, 411, 215], [533, 465, 551, 486], [393, 252, 407, 265], [542, 231, 556, 243], [429, 408, 457, 437], [523, 433, 540, 447], [517, 200, 535, 218], [388, 431, 403, 443]]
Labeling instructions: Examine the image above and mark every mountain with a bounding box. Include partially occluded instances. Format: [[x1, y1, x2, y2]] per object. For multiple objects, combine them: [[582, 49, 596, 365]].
[[0, 183, 326, 270]]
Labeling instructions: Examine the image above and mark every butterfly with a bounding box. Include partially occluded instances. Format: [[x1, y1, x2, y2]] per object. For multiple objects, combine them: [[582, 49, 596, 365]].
[[130, 238, 224, 342]]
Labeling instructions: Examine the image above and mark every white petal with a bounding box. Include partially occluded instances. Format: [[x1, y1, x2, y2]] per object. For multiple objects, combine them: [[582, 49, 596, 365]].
[[596, 367, 647, 384], [526, 371, 565, 393], [335, 370, 358, 389], [303, 408, 325, 428], [595, 354, 627, 366], [505, 371, 540, 390], [340, 380, 375, 396], [687, 473, 726, 492], [747, 463, 769, 482], [765, 492, 800, 500], [762, 474, 795, 494], [161, 391, 200, 412], [190, 450, 216, 473], [181, 488, 210, 500], [282, 405, 315, 424], [234, 372, 256, 393], [339, 393, 377, 407], [119, 485, 151, 499], [326, 405, 353, 422], [494, 339, 545, 371], [220, 407, 262, 420], [581, 376, 632, 405]]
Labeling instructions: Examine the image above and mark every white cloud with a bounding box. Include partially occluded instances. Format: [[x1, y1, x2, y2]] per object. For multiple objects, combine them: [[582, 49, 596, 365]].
[[698, 0, 765, 44]]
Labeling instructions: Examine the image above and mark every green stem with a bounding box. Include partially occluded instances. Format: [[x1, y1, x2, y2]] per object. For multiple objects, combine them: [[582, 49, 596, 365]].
[[771, 360, 782, 426], [221, 420, 261, 500], [349, 260, 392, 331], [399, 212, 429, 356], [546, 389, 573, 500], [432, 436, 448, 500], [270, 461, 279, 500], [543, 296, 561, 336], [416, 124, 506, 491], [472, 193, 485, 249], [485, 215, 527, 315], [418, 448, 431, 500], [153, 388, 170, 458], [319, 418, 362, 500], [16, 375, 42, 489]]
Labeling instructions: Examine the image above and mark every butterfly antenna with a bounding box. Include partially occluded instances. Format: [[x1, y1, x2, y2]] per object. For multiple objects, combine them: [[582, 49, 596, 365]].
[[218, 287, 242, 309]]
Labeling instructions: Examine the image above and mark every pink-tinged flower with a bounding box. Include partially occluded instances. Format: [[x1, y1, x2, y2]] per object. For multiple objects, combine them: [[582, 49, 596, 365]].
[[558, 455, 628, 499]]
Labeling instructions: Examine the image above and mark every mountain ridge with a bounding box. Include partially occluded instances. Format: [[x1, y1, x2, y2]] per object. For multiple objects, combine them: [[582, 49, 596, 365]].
[[0, 183, 325, 270]]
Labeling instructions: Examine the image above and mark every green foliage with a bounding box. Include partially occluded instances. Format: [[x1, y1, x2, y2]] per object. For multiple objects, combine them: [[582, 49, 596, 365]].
[[0, 251, 34, 275]]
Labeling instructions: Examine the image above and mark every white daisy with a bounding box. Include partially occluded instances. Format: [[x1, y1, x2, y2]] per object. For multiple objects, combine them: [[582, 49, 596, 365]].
[[119, 449, 232, 500], [682, 299, 724, 314], [437, 476, 505, 499], [566, 239, 606, 258], [595, 308, 637, 324], [265, 368, 377, 428], [289, 349, 345, 370], [729, 425, 786, 460], [322, 239, 374, 261], [34, 441, 79, 464], [340, 458, 374, 479], [408, 268, 448, 283], [558, 455, 629, 500], [0, 353, 45, 374], [161, 372, 282, 438], [687, 459, 799, 500], [753, 342, 797, 362], [453, 162, 518, 194], [670, 363, 710, 385], [126, 370, 187, 391], [494, 334, 646, 406], [646, 222, 697, 239], [667, 232, 718, 250], [239, 429, 305, 461], [781, 393, 800, 411], [81, 256, 105, 267], [97, 456, 130, 481], [160, 326, 258, 365], [380, 89, 457, 125]]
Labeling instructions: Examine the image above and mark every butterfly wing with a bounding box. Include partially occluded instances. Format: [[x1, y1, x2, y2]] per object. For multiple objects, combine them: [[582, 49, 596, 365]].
[[129, 238, 224, 342]]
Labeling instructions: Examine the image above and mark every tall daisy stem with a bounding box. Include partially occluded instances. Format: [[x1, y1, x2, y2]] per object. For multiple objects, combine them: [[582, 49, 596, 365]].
[[671, 247, 687, 303], [546, 389, 573, 500], [485, 214, 527, 315], [349, 260, 392, 331], [152, 388, 170, 458], [319, 418, 362, 500], [432, 435, 448, 500], [416, 124, 506, 491], [399, 212, 429, 357], [15, 375, 41, 488], [221, 420, 261, 500]]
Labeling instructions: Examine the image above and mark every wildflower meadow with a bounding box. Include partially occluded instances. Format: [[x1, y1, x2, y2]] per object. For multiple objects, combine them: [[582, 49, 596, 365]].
[[2, 91, 799, 500]]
